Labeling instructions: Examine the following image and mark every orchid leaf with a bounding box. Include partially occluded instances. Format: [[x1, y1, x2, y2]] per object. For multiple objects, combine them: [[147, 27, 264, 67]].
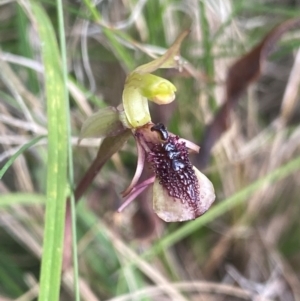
[[79, 107, 125, 141], [63, 129, 131, 272], [74, 129, 132, 201]]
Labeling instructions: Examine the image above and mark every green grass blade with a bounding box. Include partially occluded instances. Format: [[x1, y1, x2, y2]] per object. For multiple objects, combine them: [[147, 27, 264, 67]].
[[16, 4, 40, 94], [199, 1, 217, 111], [82, 0, 135, 70], [56, 0, 80, 300], [0, 193, 45, 208], [0, 135, 46, 179], [27, 2, 68, 300], [0, 254, 26, 297]]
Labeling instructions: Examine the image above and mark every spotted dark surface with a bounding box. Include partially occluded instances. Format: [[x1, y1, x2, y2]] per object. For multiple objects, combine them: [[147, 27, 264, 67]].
[[147, 135, 200, 208]]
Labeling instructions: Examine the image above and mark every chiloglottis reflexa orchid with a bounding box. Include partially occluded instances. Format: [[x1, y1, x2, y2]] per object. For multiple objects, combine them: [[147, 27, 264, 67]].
[[118, 122, 215, 222], [78, 30, 215, 222]]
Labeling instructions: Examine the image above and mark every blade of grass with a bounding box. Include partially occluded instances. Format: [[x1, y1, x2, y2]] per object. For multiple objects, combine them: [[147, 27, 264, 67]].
[[77, 203, 188, 301], [24, 2, 68, 300], [0, 193, 45, 208], [82, 0, 135, 70], [0, 135, 46, 179], [0, 254, 26, 297], [144, 1, 165, 46], [212, 1, 244, 42], [56, 0, 80, 300], [68, 76, 106, 109], [243, 2, 300, 18], [16, 4, 39, 94], [77, 206, 121, 295], [199, 1, 217, 111], [143, 155, 300, 260], [39, 0, 90, 20]]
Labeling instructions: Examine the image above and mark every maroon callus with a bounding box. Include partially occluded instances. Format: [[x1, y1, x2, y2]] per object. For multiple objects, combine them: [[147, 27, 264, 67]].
[[147, 135, 201, 208]]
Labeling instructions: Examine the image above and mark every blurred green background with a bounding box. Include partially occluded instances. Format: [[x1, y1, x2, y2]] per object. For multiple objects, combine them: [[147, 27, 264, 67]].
[[0, 0, 300, 300]]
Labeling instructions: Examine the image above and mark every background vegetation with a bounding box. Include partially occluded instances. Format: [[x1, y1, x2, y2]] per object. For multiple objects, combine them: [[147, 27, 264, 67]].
[[1, 0, 300, 300]]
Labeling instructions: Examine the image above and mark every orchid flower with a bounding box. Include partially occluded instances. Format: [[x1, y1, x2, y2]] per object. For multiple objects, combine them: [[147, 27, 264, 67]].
[[79, 30, 215, 222], [118, 123, 215, 222]]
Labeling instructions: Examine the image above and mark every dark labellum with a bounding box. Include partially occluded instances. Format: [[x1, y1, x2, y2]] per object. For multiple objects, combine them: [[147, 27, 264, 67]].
[[147, 135, 201, 213], [151, 123, 169, 141]]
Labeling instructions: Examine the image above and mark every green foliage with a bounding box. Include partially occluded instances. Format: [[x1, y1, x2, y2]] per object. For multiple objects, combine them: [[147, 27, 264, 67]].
[[27, 2, 69, 301]]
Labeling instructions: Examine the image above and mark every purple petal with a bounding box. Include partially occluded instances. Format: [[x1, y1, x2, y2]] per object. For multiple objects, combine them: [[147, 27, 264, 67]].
[[122, 139, 146, 197], [178, 138, 200, 153], [118, 176, 155, 212]]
